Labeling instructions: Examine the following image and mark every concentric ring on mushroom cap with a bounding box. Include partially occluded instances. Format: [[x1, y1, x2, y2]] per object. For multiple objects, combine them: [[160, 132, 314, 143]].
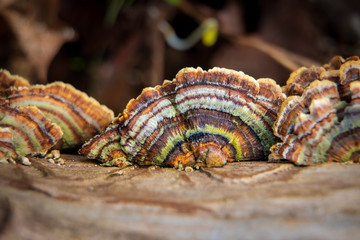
[[80, 67, 285, 169]]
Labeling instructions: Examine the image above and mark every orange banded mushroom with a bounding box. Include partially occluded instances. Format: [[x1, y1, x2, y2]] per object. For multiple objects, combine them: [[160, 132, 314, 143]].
[[0, 103, 63, 161], [283, 56, 360, 99], [3, 82, 114, 149], [270, 79, 360, 165]]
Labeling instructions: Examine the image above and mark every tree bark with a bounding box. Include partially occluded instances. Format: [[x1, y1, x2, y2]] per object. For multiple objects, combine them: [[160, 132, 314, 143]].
[[0, 155, 359, 240]]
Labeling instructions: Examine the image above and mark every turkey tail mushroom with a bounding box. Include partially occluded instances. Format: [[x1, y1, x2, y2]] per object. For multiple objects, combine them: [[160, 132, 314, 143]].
[[0, 103, 63, 162], [80, 67, 285, 170], [3, 82, 114, 149], [270, 57, 360, 165]]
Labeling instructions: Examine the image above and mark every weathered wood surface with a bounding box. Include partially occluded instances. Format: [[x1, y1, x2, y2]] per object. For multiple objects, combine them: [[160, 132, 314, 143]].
[[0, 155, 359, 240]]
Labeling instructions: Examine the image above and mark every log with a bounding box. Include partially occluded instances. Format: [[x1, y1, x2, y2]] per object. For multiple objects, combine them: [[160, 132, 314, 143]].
[[0, 155, 360, 240]]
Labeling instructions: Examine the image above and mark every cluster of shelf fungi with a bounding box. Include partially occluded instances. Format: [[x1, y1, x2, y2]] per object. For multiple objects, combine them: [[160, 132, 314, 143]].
[[1, 56, 359, 170]]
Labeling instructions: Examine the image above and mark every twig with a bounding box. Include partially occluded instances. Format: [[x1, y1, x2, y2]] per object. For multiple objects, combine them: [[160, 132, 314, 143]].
[[176, 0, 320, 71], [232, 35, 321, 71]]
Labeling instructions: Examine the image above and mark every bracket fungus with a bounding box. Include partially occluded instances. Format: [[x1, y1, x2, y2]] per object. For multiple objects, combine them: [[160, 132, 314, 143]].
[[3, 82, 114, 149], [80, 67, 285, 170], [0, 103, 63, 163], [0, 69, 114, 164], [283, 56, 360, 99], [270, 69, 360, 165]]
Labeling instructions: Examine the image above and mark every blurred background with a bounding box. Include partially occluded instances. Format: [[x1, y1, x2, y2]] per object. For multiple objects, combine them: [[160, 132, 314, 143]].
[[0, 0, 359, 113]]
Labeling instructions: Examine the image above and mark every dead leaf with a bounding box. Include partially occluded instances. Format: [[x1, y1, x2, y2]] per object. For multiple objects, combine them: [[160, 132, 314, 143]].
[[0, 0, 76, 82]]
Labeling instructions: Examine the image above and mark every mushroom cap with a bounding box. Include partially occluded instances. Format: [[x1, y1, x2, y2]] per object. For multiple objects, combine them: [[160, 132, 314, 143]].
[[0, 103, 63, 159], [284, 56, 360, 99], [270, 79, 360, 165], [284, 66, 324, 96], [80, 67, 285, 169], [3, 82, 114, 149]]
